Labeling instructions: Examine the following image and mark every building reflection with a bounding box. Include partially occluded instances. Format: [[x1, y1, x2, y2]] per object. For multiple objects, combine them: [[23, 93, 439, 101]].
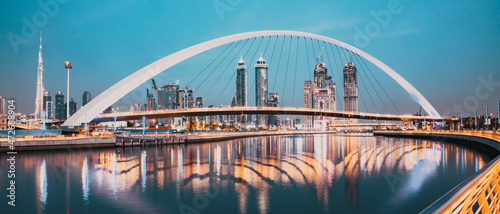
[[15, 134, 489, 213]]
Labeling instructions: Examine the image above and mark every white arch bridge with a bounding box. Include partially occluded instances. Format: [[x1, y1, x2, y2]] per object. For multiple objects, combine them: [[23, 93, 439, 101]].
[[62, 30, 443, 127]]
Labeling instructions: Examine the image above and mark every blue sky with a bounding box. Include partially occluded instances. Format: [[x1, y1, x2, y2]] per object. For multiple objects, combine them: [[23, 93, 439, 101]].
[[1, 0, 499, 117]]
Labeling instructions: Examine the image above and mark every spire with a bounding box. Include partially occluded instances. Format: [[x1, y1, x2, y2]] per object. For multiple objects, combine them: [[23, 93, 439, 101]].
[[38, 31, 43, 68], [257, 52, 265, 63], [34, 31, 45, 120], [238, 55, 245, 64]]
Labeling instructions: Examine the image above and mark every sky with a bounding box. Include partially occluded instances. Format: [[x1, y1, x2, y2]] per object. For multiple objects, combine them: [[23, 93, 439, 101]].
[[0, 0, 499, 117]]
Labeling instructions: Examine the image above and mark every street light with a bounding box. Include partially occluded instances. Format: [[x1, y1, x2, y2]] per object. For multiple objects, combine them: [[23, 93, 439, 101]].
[[65, 61, 72, 119]]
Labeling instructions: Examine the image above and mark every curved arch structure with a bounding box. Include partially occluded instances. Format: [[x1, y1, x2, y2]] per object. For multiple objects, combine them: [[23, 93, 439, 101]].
[[63, 30, 441, 127]]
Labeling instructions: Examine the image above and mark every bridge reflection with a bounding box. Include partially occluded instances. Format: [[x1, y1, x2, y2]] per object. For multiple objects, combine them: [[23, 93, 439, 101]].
[[23, 134, 488, 213]]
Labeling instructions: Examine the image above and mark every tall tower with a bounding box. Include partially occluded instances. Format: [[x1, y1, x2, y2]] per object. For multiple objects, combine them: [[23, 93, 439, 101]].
[[343, 61, 358, 113], [303, 80, 314, 128], [236, 56, 247, 123], [43, 91, 52, 119], [314, 62, 327, 88], [255, 53, 268, 128], [34, 32, 44, 120]]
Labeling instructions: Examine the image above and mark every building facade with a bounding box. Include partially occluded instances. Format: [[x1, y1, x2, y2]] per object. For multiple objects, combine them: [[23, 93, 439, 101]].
[[158, 83, 180, 110], [236, 56, 247, 123], [255, 54, 268, 128], [304, 62, 337, 130], [55, 92, 66, 120], [69, 98, 77, 116], [343, 61, 358, 113], [303, 80, 314, 128], [43, 91, 52, 119]]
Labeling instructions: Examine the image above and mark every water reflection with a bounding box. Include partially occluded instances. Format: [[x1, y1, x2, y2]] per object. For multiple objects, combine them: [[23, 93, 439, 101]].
[[37, 159, 48, 211], [82, 156, 89, 205], [6, 134, 491, 213]]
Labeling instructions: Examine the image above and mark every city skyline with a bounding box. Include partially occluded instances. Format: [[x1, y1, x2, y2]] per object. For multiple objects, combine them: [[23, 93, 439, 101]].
[[0, 1, 499, 117]]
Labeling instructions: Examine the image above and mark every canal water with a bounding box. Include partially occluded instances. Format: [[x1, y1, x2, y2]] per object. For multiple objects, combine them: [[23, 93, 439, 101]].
[[0, 134, 491, 213]]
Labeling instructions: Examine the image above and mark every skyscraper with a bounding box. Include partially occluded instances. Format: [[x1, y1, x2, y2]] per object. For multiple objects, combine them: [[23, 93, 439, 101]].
[[304, 61, 337, 129], [314, 62, 327, 88], [34, 32, 44, 120], [180, 86, 194, 109], [157, 83, 180, 110], [343, 61, 358, 113], [55, 92, 66, 120], [303, 80, 314, 128], [43, 91, 52, 119], [255, 54, 268, 128], [236, 56, 247, 123], [0, 96, 6, 115], [69, 98, 77, 116], [82, 91, 92, 106]]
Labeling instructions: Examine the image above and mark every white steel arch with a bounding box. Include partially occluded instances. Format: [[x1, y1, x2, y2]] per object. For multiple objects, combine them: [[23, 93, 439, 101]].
[[63, 30, 441, 127]]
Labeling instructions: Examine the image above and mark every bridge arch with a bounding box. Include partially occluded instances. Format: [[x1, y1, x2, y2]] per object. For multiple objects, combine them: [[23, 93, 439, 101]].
[[63, 30, 441, 127]]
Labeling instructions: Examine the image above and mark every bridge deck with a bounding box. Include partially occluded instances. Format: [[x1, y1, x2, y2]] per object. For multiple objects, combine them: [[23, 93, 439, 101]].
[[91, 107, 455, 123]]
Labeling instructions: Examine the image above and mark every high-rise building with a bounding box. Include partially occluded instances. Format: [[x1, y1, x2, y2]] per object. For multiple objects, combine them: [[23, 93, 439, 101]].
[[304, 61, 337, 129], [314, 62, 327, 88], [236, 56, 247, 123], [180, 86, 194, 109], [255, 54, 268, 128], [55, 92, 66, 120], [267, 92, 279, 127], [43, 91, 52, 119], [343, 61, 358, 113], [69, 98, 77, 116], [34, 32, 44, 120], [0, 96, 6, 115], [303, 80, 314, 128], [82, 91, 92, 106], [157, 83, 179, 110]]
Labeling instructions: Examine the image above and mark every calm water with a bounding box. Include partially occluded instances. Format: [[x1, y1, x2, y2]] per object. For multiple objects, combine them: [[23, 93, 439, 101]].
[[0, 134, 491, 214]]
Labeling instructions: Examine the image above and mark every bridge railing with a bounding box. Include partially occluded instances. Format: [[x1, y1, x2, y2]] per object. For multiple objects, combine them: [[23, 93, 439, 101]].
[[421, 154, 500, 214]]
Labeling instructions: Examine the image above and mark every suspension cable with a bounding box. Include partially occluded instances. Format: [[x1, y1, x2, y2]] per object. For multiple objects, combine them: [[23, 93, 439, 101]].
[[357, 53, 401, 114], [304, 37, 312, 80], [187, 41, 234, 87], [292, 36, 299, 107], [218, 36, 265, 102], [195, 39, 242, 91], [352, 53, 390, 114], [321, 41, 342, 111], [281, 35, 293, 107], [272, 35, 286, 92], [203, 38, 249, 97]]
